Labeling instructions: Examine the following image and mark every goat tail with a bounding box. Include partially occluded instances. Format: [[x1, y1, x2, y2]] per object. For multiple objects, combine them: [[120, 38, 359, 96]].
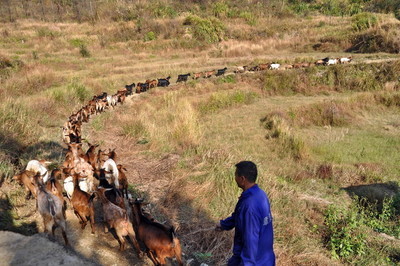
[[170, 226, 178, 247], [48, 197, 56, 217], [88, 193, 96, 203]]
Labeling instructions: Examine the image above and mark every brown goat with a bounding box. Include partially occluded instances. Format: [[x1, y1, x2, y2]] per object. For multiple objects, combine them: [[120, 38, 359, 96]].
[[84, 142, 99, 170], [35, 176, 68, 245], [97, 188, 142, 256], [117, 164, 129, 199], [130, 199, 183, 266], [13, 170, 37, 200], [71, 173, 96, 234]]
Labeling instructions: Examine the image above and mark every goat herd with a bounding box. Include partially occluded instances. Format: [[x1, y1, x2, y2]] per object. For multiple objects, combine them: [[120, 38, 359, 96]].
[[11, 55, 353, 265]]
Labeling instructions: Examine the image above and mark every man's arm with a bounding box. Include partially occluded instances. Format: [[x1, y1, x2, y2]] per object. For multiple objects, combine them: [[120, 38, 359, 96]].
[[240, 209, 260, 265], [218, 213, 235, 230]]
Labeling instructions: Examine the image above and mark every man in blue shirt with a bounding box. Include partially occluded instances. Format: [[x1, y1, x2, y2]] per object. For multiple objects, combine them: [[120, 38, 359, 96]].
[[216, 161, 275, 266]]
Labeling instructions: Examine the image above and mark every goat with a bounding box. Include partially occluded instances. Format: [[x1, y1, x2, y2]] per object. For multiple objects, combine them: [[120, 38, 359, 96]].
[[258, 64, 269, 71], [70, 173, 95, 234], [234, 66, 247, 74], [117, 164, 129, 199], [102, 158, 120, 188], [325, 58, 338, 66], [339, 56, 352, 64], [157, 76, 171, 87], [35, 175, 68, 245], [84, 142, 99, 170], [193, 72, 203, 79], [146, 79, 158, 89], [203, 70, 214, 78], [215, 67, 228, 76], [176, 73, 190, 83], [12, 170, 37, 200], [130, 198, 183, 266], [95, 169, 125, 209], [97, 187, 142, 256], [26, 160, 50, 183], [137, 82, 150, 93], [46, 176, 66, 219], [125, 83, 136, 95], [269, 63, 280, 70]]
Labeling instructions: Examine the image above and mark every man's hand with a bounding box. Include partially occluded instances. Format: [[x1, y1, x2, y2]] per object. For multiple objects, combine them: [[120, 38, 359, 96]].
[[215, 222, 223, 232]]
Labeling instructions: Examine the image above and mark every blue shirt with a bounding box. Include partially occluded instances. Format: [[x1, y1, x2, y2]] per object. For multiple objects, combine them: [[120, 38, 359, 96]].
[[220, 184, 275, 266]]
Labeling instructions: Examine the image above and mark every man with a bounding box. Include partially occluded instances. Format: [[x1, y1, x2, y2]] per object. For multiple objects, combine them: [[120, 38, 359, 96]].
[[216, 161, 275, 266]]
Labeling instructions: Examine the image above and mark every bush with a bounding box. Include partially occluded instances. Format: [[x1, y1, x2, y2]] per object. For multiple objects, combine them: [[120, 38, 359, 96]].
[[352, 12, 378, 31], [212, 1, 229, 18], [144, 31, 156, 42], [324, 204, 367, 259], [184, 15, 225, 43], [79, 44, 91, 58]]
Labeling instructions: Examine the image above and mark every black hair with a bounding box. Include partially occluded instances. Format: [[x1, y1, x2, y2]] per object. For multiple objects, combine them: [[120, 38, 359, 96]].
[[235, 161, 257, 183]]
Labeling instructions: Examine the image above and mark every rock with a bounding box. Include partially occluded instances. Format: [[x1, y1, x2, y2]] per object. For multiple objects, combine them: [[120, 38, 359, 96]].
[[0, 231, 96, 266]]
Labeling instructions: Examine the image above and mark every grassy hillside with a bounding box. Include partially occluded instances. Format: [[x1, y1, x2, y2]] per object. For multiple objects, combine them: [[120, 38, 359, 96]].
[[0, 7, 399, 266]]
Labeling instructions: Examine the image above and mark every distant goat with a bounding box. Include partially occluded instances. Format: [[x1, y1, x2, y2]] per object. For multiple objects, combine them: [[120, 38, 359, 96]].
[[176, 73, 190, 83], [215, 67, 227, 76]]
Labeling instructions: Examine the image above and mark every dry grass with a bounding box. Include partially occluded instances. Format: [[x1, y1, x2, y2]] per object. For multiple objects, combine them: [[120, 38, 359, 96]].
[[1, 15, 400, 265]]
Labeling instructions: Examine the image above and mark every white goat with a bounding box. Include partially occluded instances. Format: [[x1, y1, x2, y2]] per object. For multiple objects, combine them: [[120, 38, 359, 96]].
[[102, 159, 120, 188], [325, 58, 338, 66], [63, 176, 89, 199], [26, 160, 50, 183], [269, 63, 280, 70], [339, 57, 352, 64], [63, 176, 74, 199]]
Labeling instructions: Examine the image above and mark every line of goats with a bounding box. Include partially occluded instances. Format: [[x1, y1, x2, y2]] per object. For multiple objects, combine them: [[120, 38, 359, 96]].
[[11, 55, 353, 265]]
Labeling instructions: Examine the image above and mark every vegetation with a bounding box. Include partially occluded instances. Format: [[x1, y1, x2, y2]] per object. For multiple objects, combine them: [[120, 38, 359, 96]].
[[1, 2, 400, 265]]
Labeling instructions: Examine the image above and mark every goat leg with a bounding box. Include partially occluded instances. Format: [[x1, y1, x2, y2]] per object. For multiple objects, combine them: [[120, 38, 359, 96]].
[[147, 250, 160, 266]]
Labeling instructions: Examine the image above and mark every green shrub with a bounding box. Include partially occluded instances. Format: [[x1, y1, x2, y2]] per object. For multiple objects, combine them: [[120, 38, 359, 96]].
[[324, 204, 367, 259], [352, 12, 378, 31], [212, 1, 229, 18], [79, 44, 91, 58], [184, 15, 225, 43], [144, 31, 156, 41], [239, 11, 257, 26], [36, 27, 60, 39], [67, 80, 91, 103], [152, 4, 177, 18]]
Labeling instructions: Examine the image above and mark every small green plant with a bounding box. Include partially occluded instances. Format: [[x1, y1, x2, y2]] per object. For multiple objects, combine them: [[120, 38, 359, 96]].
[[144, 31, 156, 42], [32, 51, 38, 60], [324, 204, 367, 259], [352, 12, 378, 31], [239, 11, 257, 26], [79, 44, 91, 57], [212, 1, 229, 18], [153, 4, 177, 18], [68, 80, 90, 103], [69, 38, 85, 47]]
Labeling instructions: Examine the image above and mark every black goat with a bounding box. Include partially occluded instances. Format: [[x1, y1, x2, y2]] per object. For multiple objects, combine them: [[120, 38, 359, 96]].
[[215, 67, 227, 76], [176, 73, 190, 83]]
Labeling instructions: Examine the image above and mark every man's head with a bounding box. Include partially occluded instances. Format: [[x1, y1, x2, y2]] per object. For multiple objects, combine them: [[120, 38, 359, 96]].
[[235, 161, 257, 190]]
